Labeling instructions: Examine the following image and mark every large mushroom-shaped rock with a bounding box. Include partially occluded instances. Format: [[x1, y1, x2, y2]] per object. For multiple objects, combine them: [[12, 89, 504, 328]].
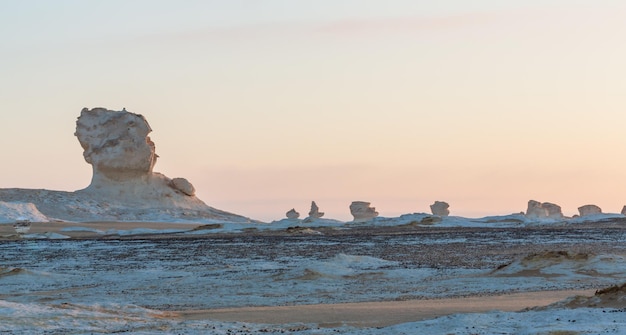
[[578, 204, 602, 216], [430, 201, 450, 217], [74, 107, 204, 208], [75, 107, 157, 183], [0, 107, 254, 223], [350, 201, 379, 222], [286, 208, 300, 220]]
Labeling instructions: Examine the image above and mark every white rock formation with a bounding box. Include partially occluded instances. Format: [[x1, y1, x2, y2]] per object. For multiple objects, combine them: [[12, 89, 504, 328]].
[[170, 178, 196, 196], [525, 200, 563, 219], [0, 201, 49, 223], [74, 107, 204, 206], [286, 208, 300, 220], [308, 201, 324, 219], [525, 200, 547, 219], [541, 202, 563, 219], [350, 201, 379, 222], [578, 204, 602, 216], [430, 201, 450, 216], [0, 108, 254, 223], [75, 107, 157, 184]]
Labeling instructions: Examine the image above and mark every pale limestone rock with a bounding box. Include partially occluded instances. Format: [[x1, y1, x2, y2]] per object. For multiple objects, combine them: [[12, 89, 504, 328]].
[[430, 201, 450, 216], [525, 200, 563, 219], [350, 201, 379, 222], [73, 107, 207, 210], [526, 200, 547, 219], [578, 204, 602, 216], [170, 178, 195, 196], [286, 208, 300, 220], [542, 202, 563, 219], [0, 109, 254, 223], [308, 201, 324, 219], [75, 107, 157, 184]]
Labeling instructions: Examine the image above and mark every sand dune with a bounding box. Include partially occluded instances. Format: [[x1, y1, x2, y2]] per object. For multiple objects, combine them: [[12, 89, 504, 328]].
[[178, 290, 596, 328]]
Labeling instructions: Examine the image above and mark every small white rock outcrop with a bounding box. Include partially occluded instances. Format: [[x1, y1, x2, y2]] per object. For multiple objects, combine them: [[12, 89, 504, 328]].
[[170, 178, 196, 196], [286, 208, 300, 220], [526, 200, 547, 219], [525, 200, 563, 219], [350, 201, 379, 222], [541, 202, 563, 219], [578, 204, 602, 216], [308, 201, 324, 219], [430, 201, 450, 216]]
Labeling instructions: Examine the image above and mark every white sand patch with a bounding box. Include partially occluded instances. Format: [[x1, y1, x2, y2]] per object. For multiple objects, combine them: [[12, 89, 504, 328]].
[[0, 201, 49, 223]]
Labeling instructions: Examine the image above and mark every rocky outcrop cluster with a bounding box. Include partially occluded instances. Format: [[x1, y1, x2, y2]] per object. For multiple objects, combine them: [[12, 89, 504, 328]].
[[286, 208, 300, 220], [349, 201, 379, 222], [430, 201, 450, 216], [525, 200, 563, 219], [578, 204, 602, 216]]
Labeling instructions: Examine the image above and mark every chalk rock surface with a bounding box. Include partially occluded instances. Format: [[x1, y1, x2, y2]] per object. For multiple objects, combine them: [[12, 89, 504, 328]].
[[578, 204, 602, 217], [0, 201, 49, 223], [286, 208, 300, 220], [350, 201, 379, 222], [430, 201, 450, 216], [0, 108, 252, 223], [525, 200, 563, 219], [73, 108, 203, 205], [170, 178, 196, 196], [525, 200, 547, 219], [75, 108, 157, 184], [541, 202, 563, 219]]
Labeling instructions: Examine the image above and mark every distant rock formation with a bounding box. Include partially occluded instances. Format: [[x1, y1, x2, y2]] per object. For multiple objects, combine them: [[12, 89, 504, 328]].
[[621, 206, 626, 216], [308, 201, 324, 219], [541, 202, 563, 219], [578, 204, 602, 216], [430, 201, 450, 216], [350, 201, 379, 222], [286, 208, 300, 220], [525, 200, 563, 219], [526, 200, 547, 219]]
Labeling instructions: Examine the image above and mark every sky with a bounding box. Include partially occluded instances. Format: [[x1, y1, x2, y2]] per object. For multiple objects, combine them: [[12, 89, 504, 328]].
[[1, 0, 626, 221]]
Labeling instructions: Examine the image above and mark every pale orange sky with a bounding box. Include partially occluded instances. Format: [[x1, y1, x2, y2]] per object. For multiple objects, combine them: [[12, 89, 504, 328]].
[[1, 1, 626, 221]]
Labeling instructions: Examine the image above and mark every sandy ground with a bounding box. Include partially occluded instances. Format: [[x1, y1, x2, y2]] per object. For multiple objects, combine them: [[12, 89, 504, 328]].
[[176, 290, 596, 328], [0, 222, 618, 329]]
